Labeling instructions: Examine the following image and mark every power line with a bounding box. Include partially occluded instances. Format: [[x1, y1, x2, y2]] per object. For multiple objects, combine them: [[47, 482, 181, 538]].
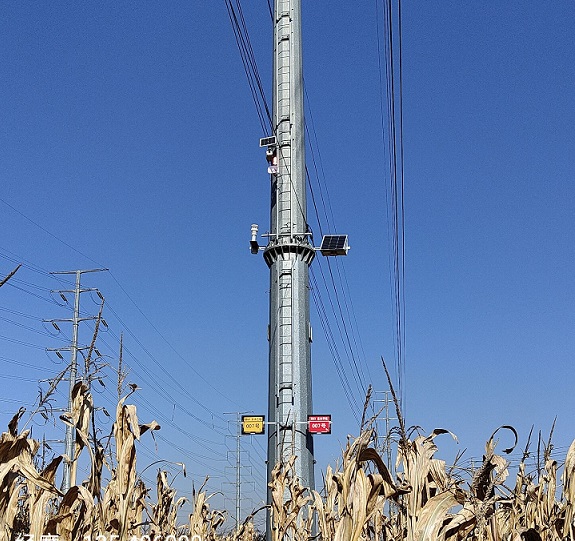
[[0, 355, 46, 371], [0, 198, 104, 267], [310, 270, 361, 421], [374, 0, 406, 406], [325, 258, 369, 391], [96, 325, 228, 435], [304, 82, 375, 413], [224, 0, 272, 134], [102, 303, 229, 429], [105, 273, 243, 412], [0, 250, 240, 498]]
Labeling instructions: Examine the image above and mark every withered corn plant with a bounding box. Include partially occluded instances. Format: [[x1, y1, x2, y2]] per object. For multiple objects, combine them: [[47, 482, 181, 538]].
[[480, 434, 575, 541], [304, 422, 574, 541], [268, 455, 313, 541], [2, 373, 575, 541], [188, 480, 227, 541], [0, 409, 61, 541], [265, 385, 574, 541], [0, 382, 162, 541], [148, 469, 187, 537]]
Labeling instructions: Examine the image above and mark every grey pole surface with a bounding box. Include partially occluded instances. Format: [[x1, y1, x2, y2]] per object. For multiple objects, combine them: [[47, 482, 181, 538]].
[[265, 0, 315, 503]]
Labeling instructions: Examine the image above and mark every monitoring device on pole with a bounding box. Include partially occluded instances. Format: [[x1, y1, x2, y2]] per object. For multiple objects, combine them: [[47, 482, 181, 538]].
[[260, 136, 278, 174], [319, 235, 350, 256]]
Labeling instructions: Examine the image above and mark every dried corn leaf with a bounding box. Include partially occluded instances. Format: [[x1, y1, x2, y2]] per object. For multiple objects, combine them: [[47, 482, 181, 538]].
[[441, 503, 476, 541], [413, 489, 464, 541]]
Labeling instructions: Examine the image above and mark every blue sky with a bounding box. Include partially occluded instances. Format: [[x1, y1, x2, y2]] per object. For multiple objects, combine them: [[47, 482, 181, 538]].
[[1, 0, 574, 529]]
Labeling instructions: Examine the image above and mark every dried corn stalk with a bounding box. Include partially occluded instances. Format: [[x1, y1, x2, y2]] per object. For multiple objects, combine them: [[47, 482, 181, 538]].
[[100, 392, 160, 539], [149, 469, 187, 537], [268, 455, 312, 541], [0, 411, 61, 541], [188, 483, 227, 541], [394, 429, 463, 541], [2, 375, 575, 541], [329, 430, 400, 541], [562, 438, 575, 540]]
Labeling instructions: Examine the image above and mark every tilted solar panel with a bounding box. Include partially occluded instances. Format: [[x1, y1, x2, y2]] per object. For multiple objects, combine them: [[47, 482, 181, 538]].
[[320, 235, 349, 256]]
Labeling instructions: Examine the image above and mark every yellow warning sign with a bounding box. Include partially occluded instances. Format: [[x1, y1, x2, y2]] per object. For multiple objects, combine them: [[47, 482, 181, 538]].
[[242, 415, 265, 435]]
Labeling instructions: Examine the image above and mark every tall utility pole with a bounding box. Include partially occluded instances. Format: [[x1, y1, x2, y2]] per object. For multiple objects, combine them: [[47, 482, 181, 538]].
[[51, 268, 107, 492], [265, 0, 315, 493], [250, 0, 348, 524]]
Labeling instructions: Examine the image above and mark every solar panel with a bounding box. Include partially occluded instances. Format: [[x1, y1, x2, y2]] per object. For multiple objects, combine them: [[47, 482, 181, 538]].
[[320, 235, 349, 256], [259, 136, 277, 147]]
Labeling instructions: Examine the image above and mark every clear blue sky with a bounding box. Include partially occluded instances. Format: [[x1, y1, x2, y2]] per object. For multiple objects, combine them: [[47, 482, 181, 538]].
[[1, 0, 574, 528]]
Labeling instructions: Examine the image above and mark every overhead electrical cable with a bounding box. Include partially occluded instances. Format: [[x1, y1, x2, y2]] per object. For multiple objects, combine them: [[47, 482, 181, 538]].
[[0, 198, 103, 267], [303, 94, 337, 231], [73, 367, 231, 484], [97, 322, 228, 434], [310, 270, 361, 421], [224, 0, 272, 133], [0, 315, 68, 342], [374, 0, 406, 408], [331, 259, 372, 383], [304, 87, 374, 395], [305, 136, 372, 410], [0, 306, 50, 321], [0, 334, 46, 350], [105, 273, 244, 411], [5, 282, 63, 305], [225, 0, 310, 229], [398, 0, 406, 409], [0, 202, 245, 506], [324, 259, 368, 392], [0, 355, 45, 371]]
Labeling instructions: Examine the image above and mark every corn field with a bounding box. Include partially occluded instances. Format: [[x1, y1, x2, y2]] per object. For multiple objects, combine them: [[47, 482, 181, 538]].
[[1, 379, 574, 541]]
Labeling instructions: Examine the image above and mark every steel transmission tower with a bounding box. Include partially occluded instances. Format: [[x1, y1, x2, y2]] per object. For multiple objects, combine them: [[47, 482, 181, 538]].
[[50, 268, 107, 492]]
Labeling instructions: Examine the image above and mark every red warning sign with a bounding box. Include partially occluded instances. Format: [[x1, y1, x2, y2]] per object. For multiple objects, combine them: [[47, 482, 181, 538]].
[[308, 415, 331, 434]]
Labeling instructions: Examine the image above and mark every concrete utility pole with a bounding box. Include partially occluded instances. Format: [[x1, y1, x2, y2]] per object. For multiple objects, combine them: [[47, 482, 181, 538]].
[[264, 0, 315, 494], [51, 268, 106, 492]]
